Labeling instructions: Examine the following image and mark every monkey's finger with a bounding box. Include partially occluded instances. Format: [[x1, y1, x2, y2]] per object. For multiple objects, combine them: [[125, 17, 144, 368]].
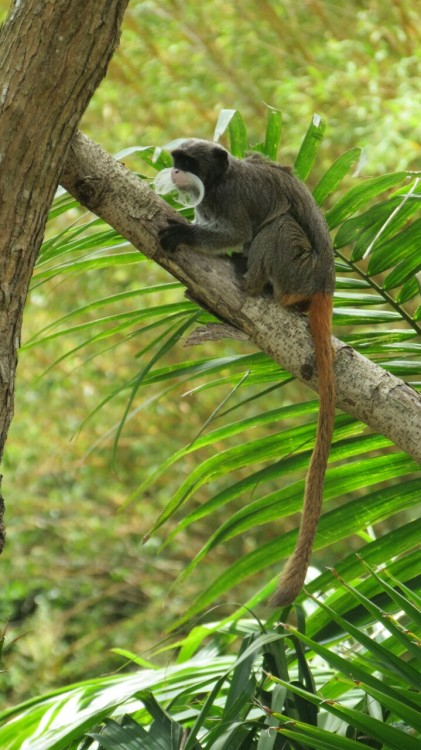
[[158, 221, 190, 252]]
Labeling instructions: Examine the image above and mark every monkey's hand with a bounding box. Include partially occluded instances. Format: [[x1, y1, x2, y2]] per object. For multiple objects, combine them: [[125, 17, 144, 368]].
[[159, 219, 194, 252]]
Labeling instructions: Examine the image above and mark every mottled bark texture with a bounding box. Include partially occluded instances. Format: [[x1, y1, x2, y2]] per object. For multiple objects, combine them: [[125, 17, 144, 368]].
[[0, 0, 129, 552], [61, 132, 421, 464]]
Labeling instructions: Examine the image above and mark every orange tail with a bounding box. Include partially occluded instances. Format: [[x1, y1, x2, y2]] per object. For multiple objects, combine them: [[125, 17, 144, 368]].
[[270, 292, 335, 607]]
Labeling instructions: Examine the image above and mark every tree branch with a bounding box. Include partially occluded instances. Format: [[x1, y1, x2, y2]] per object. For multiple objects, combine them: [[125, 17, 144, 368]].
[[60, 131, 421, 463]]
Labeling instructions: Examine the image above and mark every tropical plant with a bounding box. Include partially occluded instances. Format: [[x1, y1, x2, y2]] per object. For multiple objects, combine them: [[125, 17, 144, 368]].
[[0, 563, 419, 749]]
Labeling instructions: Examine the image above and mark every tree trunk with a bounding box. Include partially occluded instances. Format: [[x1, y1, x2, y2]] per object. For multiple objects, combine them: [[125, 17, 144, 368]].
[[0, 0, 129, 552], [60, 131, 421, 464]]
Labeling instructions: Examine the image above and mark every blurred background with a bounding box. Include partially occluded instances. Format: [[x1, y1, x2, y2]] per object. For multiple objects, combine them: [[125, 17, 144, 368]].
[[0, 0, 420, 704]]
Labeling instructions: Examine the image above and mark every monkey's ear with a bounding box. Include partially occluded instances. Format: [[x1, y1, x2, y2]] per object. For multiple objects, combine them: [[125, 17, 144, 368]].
[[210, 145, 229, 182], [212, 145, 229, 163]]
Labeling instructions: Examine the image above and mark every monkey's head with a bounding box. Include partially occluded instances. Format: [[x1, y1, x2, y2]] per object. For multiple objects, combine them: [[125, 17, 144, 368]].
[[154, 139, 230, 207]]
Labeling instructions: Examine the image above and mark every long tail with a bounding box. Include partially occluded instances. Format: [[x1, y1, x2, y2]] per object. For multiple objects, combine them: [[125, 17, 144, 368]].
[[270, 292, 335, 607]]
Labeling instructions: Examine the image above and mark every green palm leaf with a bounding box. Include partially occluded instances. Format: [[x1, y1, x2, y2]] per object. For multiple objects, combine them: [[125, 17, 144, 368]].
[[1, 571, 419, 748]]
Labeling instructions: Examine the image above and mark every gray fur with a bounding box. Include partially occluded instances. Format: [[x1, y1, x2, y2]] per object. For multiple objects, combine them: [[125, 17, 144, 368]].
[[159, 139, 335, 299]]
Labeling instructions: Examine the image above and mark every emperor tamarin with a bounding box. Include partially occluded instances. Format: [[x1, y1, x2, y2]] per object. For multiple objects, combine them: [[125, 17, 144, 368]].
[[155, 139, 336, 607]]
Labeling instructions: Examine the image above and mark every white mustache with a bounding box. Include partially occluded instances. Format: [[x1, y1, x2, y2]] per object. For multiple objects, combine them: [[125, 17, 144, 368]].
[[153, 168, 205, 208]]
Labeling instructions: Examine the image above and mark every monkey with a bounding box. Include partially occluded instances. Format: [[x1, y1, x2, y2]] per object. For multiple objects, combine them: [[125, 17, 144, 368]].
[[155, 139, 335, 607]]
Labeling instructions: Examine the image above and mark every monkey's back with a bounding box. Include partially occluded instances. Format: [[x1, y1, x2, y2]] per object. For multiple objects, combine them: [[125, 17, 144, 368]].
[[234, 153, 335, 296], [194, 149, 335, 296]]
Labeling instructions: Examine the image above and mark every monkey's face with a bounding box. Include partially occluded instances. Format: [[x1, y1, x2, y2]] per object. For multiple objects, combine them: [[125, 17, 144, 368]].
[[154, 164, 205, 208], [154, 139, 230, 206]]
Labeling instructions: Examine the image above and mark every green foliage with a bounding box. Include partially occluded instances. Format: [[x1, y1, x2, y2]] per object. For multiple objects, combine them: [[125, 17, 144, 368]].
[[1, 0, 421, 718], [4, 0, 418, 171], [73, 1, 421, 174], [0, 567, 419, 748]]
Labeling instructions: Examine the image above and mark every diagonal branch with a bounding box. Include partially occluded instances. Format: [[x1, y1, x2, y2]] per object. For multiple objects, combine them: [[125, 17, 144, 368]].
[[60, 131, 421, 463]]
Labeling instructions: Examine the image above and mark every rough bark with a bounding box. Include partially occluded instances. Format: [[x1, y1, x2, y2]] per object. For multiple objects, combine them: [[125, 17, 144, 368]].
[[60, 131, 421, 463], [0, 0, 129, 551]]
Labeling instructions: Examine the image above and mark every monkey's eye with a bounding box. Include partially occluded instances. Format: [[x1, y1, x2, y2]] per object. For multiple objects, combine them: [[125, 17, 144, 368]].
[[173, 154, 199, 175]]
